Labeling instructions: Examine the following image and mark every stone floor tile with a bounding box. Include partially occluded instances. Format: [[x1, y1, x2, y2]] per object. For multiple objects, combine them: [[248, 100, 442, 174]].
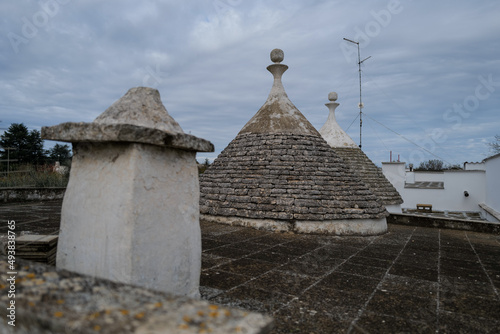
[[439, 275, 497, 298], [378, 274, 438, 297], [276, 257, 340, 277], [246, 249, 296, 264], [201, 253, 232, 270], [200, 269, 251, 290], [302, 284, 371, 310], [247, 270, 317, 296], [283, 239, 324, 251], [389, 263, 439, 282], [216, 258, 277, 276], [316, 272, 380, 294], [229, 241, 274, 253], [365, 290, 437, 323], [307, 244, 361, 260], [297, 250, 347, 268], [439, 292, 500, 321], [441, 247, 478, 262], [439, 257, 482, 271], [356, 248, 401, 261], [395, 254, 438, 270], [352, 312, 436, 334], [209, 286, 295, 314], [271, 300, 353, 334], [439, 266, 491, 282], [201, 238, 231, 250], [269, 244, 315, 256], [477, 253, 500, 266], [201, 224, 242, 238], [204, 245, 255, 259], [347, 255, 393, 269], [336, 262, 387, 280], [438, 310, 500, 333], [251, 234, 296, 246]]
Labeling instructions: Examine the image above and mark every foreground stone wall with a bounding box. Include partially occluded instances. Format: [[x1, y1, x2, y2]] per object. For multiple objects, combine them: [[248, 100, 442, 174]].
[[0, 257, 273, 334]]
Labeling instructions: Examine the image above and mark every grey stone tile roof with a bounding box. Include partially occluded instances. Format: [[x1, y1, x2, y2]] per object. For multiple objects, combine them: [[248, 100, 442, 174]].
[[199, 50, 387, 226], [333, 147, 404, 205], [200, 132, 388, 221]]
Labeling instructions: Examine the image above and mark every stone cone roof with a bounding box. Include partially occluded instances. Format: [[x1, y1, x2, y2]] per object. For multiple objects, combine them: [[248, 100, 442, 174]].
[[200, 50, 387, 235], [319, 93, 403, 205], [333, 148, 403, 205]]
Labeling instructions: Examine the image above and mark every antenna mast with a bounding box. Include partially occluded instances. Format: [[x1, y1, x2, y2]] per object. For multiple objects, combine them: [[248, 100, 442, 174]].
[[343, 38, 371, 149]]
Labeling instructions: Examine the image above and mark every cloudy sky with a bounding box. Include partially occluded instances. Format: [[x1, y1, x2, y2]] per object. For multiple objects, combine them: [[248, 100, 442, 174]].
[[1, 0, 499, 166]]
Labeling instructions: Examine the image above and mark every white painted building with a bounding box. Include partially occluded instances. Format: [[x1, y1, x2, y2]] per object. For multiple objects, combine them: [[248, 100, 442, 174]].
[[382, 153, 500, 223]]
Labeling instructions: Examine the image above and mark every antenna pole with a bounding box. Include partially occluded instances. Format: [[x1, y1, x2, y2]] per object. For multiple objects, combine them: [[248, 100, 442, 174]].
[[357, 42, 362, 149], [343, 38, 370, 149]]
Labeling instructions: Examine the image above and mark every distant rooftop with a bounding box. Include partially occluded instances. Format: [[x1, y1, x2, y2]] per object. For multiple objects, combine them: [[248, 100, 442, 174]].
[[405, 181, 444, 189]]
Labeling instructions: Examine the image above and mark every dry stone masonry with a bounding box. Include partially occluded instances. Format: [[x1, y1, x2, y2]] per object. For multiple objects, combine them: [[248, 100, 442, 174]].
[[319, 92, 403, 212], [200, 49, 388, 235], [42, 87, 213, 298]]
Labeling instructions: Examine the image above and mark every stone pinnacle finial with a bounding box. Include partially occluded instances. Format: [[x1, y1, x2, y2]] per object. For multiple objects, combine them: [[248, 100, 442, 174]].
[[328, 92, 338, 102], [270, 48, 284, 63]]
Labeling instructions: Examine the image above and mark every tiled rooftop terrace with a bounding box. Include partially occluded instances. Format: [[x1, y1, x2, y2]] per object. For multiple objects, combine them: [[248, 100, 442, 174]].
[[1, 200, 499, 333], [200, 220, 500, 333]]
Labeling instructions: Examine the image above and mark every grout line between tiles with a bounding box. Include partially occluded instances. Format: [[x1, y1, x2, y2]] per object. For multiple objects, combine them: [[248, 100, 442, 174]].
[[465, 232, 500, 300], [436, 228, 441, 333], [347, 227, 417, 334]]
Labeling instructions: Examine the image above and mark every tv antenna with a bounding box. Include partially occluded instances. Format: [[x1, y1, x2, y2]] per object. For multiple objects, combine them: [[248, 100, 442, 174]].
[[343, 38, 371, 149]]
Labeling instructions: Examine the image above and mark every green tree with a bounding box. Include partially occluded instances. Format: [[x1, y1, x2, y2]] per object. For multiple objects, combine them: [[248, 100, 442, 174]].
[[488, 135, 500, 154], [416, 159, 444, 171], [47, 143, 72, 165], [0, 123, 46, 165]]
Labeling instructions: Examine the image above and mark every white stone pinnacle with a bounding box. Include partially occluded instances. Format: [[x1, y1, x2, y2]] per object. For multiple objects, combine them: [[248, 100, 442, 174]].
[[319, 92, 358, 148]]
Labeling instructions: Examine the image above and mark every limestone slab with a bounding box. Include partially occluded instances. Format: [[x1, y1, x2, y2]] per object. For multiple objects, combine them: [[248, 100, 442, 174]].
[[42, 122, 214, 152], [0, 257, 273, 334]]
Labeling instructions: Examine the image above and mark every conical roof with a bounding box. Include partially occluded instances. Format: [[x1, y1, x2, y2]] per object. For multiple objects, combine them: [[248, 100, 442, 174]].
[[199, 50, 388, 235], [319, 93, 403, 206]]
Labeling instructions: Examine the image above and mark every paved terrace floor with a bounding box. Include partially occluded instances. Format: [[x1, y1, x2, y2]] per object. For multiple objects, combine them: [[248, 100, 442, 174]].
[[1, 200, 500, 333]]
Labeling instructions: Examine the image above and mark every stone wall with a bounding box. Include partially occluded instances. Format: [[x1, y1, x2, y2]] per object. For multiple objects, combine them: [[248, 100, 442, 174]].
[[0, 257, 273, 333], [388, 213, 500, 234], [0, 188, 65, 203]]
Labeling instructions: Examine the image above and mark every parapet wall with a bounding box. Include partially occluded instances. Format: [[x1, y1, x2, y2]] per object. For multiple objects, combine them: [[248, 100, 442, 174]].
[[0, 256, 273, 334], [388, 213, 500, 234], [0, 188, 66, 203]]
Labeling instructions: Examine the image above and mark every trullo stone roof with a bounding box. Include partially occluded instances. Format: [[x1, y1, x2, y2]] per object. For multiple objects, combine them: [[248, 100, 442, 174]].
[[319, 93, 403, 206], [199, 49, 388, 235]]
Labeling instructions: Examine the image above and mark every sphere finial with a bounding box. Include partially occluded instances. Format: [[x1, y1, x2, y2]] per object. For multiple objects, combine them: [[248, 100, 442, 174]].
[[328, 92, 338, 102], [270, 49, 284, 63]]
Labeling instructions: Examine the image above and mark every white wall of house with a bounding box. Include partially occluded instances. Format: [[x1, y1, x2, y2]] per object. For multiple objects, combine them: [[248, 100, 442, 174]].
[[381, 162, 405, 191], [413, 171, 443, 182], [380, 162, 405, 213], [382, 163, 490, 215], [441, 170, 486, 211], [484, 154, 500, 217], [401, 170, 485, 212], [464, 162, 486, 171]]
